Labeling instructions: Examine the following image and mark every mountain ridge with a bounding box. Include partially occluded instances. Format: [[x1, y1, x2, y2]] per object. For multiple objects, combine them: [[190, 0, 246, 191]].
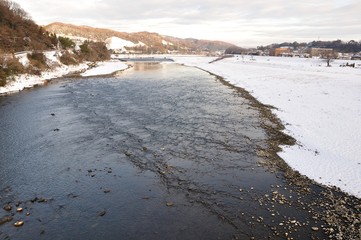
[[44, 22, 237, 54]]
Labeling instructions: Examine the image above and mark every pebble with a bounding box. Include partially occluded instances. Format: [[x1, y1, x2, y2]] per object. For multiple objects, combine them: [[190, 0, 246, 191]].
[[312, 227, 319, 231], [3, 204, 12, 211], [16, 207, 23, 212], [98, 210, 106, 217], [166, 202, 174, 207], [0, 216, 13, 225], [14, 221, 24, 227]]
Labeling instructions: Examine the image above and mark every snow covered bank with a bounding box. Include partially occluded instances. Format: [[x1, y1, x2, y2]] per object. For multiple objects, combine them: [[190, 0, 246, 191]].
[[0, 51, 129, 94], [81, 61, 129, 77], [0, 63, 87, 95], [173, 55, 361, 198]]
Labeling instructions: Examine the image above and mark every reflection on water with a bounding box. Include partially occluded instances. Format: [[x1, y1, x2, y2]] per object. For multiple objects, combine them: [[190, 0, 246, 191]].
[[0, 63, 327, 239]]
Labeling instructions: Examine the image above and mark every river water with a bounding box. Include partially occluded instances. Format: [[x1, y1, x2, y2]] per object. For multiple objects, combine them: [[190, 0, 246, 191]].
[[0, 63, 343, 239]]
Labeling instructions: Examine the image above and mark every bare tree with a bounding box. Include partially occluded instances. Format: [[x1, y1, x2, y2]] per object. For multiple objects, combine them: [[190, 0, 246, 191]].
[[0, 0, 31, 20], [323, 51, 338, 67], [10, 2, 31, 20]]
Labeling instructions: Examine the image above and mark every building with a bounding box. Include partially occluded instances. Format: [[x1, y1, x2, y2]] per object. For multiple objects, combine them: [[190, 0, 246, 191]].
[[269, 47, 292, 56], [306, 48, 336, 58], [351, 53, 361, 60]]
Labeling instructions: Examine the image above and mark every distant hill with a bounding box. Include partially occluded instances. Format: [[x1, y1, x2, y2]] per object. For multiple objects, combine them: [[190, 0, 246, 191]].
[[0, 0, 57, 53], [45, 22, 237, 54]]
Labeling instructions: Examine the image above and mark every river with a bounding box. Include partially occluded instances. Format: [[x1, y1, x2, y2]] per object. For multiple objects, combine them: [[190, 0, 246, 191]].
[[0, 63, 359, 239]]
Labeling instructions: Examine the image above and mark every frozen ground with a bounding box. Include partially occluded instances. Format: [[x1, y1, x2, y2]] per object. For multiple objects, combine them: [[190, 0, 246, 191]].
[[173, 55, 361, 198]]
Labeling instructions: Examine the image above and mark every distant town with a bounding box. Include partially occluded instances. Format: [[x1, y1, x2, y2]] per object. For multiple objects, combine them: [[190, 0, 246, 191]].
[[225, 40, 361, 60]]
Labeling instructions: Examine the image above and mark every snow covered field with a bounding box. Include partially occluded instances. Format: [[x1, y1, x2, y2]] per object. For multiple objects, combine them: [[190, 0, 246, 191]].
[[173, 55, 361, 198]]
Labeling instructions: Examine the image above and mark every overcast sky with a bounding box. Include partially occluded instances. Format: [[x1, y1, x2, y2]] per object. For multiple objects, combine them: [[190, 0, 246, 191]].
[[14, 0, 361, 47]]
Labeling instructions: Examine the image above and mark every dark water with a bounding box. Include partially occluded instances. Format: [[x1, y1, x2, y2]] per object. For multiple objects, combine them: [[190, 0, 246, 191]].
[[0, 63, 328, 239]]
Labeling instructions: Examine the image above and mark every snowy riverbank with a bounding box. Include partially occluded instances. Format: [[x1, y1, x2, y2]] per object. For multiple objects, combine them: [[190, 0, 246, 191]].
[[0, 51, 129, 95], [0, 63, 86, 95], [173, 55, 361, 198], [81, 61, 129, 77]]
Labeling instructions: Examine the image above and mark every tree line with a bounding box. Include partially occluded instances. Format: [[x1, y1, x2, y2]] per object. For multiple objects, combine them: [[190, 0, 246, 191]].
[[0, 0, 58, 53], [258, 40, 361, 53]]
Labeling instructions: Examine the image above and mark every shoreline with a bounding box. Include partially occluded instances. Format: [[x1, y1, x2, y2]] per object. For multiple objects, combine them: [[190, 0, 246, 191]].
[[173, 55, 361, 199], [205, 68, 361, 239]]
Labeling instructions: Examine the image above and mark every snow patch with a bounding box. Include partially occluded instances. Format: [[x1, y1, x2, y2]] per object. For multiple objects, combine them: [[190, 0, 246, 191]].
[[105, 37, 136, 51], [162, 40, 173, 46], [81, 60, 128, 77], [15, 53, 30, 67], [44, 51, 62, 67], [137, 41, 146, 47]]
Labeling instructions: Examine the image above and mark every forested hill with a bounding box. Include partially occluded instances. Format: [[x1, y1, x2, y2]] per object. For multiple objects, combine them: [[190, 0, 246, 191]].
[[0, 0, 57, 53], [45, 22, 237, 54]]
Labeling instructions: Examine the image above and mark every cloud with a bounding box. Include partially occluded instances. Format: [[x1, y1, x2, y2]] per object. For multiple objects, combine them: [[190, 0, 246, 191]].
[[13, 0, 361, 46]]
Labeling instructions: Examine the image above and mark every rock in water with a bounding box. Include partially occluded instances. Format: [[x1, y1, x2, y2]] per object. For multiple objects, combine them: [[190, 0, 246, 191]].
[[14, 221, 24, 227], [3, 204, 12, 211]]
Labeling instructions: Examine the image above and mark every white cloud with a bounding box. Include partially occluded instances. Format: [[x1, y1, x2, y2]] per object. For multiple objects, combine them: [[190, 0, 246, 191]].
[[14, 0, 361, 47]]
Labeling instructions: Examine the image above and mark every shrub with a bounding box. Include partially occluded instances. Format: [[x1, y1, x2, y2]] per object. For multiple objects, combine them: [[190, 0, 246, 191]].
[[0, 54, 25, 86], [3, 56, 25, 74], [78, 41, 111, 62], [79, 42, 90, 55], [59, 51, 79, 65], [27, 52, 48, 70], [58, 36, 75, 49], [0, 71, 6, 87]]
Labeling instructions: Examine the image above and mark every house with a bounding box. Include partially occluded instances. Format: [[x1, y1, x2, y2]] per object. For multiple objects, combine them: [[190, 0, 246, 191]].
[[351, 53, 361, 60], [306, 48, 336, 58], [269, 47, 292, 56]]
